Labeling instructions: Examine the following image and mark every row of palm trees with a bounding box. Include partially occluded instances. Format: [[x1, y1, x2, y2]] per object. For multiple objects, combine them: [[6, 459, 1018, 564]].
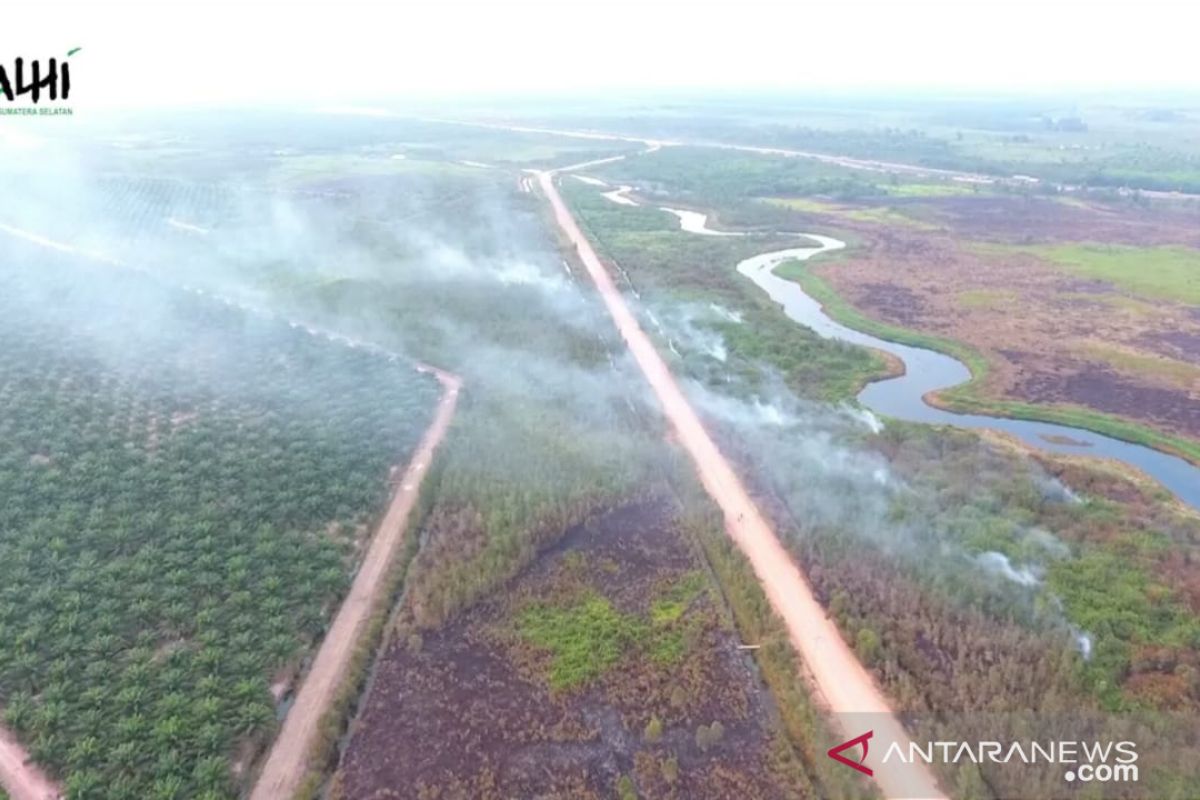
[[0, 260, 440, 800]]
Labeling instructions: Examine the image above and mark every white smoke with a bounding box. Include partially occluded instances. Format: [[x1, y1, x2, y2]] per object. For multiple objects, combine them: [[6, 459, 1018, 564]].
[[976, 551, 1041, 587], [845, 406, 884, 434], [1074, 630, 1094, 661], [708, 303, 743, 324]]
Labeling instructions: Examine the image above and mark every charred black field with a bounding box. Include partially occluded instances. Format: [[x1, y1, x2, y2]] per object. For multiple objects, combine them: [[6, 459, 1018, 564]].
[[338, 499, 807, 800]]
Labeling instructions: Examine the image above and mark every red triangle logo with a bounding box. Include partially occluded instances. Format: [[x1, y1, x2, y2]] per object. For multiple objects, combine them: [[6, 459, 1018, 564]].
[[827, 730, 874, 776]]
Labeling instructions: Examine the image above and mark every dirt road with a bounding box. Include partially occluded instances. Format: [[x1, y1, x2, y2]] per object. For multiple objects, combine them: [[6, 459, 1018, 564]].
[[537, 169, 945, 800], [429, 116, 987, 182], [0, 726, 59, 800], [428, 117, 1200, 200], [250, 366, 461, 800]]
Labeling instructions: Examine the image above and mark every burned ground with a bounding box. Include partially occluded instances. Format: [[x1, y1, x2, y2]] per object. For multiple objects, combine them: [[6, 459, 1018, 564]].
[[335, 499, 806, 800], [906, 194, 1200, 248], [778, 194, 1200, 443]]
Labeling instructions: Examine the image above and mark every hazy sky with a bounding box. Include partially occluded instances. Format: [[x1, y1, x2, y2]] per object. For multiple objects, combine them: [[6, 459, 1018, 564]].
[[6, 0, 1199, 109]]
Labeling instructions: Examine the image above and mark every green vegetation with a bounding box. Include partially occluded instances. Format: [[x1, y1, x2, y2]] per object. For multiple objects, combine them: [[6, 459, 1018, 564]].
[[1081, 343, 1200, 386], [593, 146, 880, 203], [17, 110, 1199, 798], [1009, 243, 1200, 305], [518, 594, 639, 689], [841, 205, 940, 229], [0, 259, 439, 799], [649, 571, 706, 625], [563, 181, 891, 404], [1048, 548, 1200, 709], [884, 181, 980, 198], [643, 715, 664, 743], [517, 572, 711, 690], [567, 143, 1200, 760], [735, 404, 1200, 717], [767, 197, 940, 229], [765, 197, 844, 213], [548, 100, 1200, 193], [775, 256, 1200, 466]]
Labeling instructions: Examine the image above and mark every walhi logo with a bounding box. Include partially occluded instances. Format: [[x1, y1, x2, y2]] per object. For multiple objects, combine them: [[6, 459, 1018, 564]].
[[0, 48, 79, 114]]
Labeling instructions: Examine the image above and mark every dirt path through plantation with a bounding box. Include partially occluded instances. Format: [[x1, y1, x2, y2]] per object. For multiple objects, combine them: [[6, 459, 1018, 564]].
[[250, 365, 461, 800], [0, 726, 59, 800], [0, 221, 468, 799], [538, 168, 945, 800]]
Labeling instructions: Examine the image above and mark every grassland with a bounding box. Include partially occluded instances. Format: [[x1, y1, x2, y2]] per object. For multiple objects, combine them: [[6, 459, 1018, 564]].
[[561, 182, 890, 404], [336, 498, 837, 800], [884, 182, 981, 198], [775, 256, 1200, 466], [767, 197, 940, 228], [714, 147, 1200, 459], [977, 242, 1200, 305], [562, 149, 1200, 742]]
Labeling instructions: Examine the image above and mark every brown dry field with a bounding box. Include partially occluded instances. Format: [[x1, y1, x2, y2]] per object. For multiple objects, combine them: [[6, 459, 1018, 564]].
[[334, 500, 808, 800], [794, 194, 1200, 442]]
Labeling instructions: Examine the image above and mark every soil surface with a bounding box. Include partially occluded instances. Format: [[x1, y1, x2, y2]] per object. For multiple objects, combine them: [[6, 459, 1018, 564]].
[[339, 500, 800, 800], [250, 367, 461, 800], [0, 726, 59, 800]]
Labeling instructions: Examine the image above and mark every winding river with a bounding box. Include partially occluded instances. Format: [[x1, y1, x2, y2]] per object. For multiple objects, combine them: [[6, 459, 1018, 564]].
[[736, 235, 1200, 511]]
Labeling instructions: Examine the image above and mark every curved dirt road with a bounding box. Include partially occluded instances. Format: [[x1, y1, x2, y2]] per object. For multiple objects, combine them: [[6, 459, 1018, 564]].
[[0, 727, 59, 800], [538, 168, 945, 800], [250, 366, 461, 800]]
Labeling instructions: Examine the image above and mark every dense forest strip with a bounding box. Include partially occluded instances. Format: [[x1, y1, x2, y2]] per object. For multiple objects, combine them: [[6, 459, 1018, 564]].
[[249, 366, 461, 800], [538, 168, 944, 800], [0, 726, 58, 800]]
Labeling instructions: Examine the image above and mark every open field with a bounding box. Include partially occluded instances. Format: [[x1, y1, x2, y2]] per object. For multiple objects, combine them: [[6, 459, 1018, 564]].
[[559, 141, 1200, 796], [993, 242, 1200, 305], [475, 92, 1200, 193], [785, 199, 1200, 452], [576, 142, 1200, 459], [338, 499, 812, 800]]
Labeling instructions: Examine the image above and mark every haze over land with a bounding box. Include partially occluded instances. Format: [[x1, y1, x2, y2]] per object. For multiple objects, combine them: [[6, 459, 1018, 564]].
[[2, 3, 1200, 799]]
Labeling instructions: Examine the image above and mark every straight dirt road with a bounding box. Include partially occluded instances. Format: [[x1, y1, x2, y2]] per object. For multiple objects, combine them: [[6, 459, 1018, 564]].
[[0, 727, 59, 800], [430, 116, 987, 181], [250, 366, 461, 800], [537, 168, 946, 800], [428, 117, 1200, 200]]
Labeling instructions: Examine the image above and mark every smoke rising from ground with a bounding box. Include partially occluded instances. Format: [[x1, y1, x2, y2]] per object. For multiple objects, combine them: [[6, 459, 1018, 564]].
[[1, 113, 1093, 664]]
